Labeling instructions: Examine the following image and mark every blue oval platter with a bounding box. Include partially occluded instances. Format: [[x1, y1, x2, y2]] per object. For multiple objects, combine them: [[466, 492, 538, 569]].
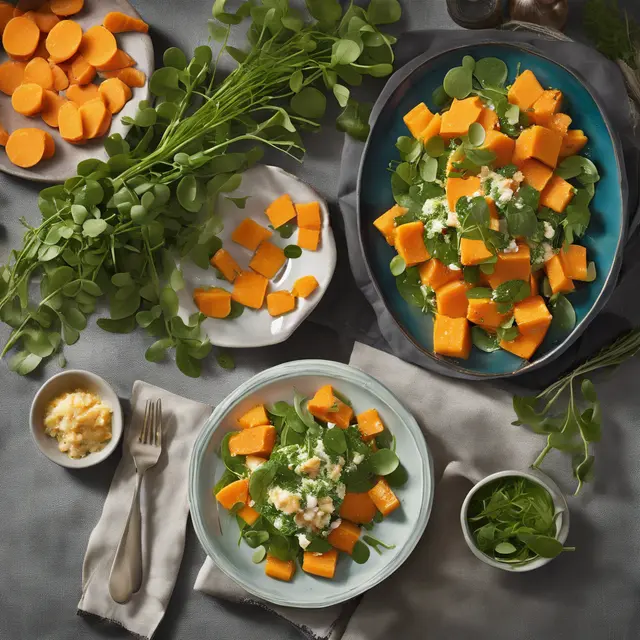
[[357, 42, 627, 379]]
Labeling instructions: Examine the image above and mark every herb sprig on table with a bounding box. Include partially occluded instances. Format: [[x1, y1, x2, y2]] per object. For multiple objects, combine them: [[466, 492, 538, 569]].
[[0, 0, 401, 377], [513, 329, 640, 495]]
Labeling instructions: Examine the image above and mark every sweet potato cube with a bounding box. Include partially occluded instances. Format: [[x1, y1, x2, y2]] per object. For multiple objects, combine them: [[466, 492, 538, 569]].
[[357, 408, 385, 441], [403, 102, 434, 139], [249, 241, 286, 279], [529, 89, 562, 126], [487, 245, 531, 289], [295, 201, 321, 230], [520, 158, 553, 192], [460, 238, 493, 266], [394, 221, 429, 267], [308, 384, 333, 413], [433, 314, 471, 359], [545, 254, 575, 294], [368, 478, 400, 516], [302, 549, 338, 579], [292, 275, 319, 298], [297, 228, 320, 251], [480, 130, 515, 168], [266, 193, 296, 229], [466, 298, 511, 330], [436, 280, 471, 318], [267, 290, 295, 317], [419, 258, 462, 291], [232, 218, 272, 251], [446, 176, 481, 212], [440, 96, 483, 139], [373, 204, 407, 245], [513, 125, 563, 168], [265, 554, 296, 582], [529, 273, 540, 297], [228, 424, 277, 457], [486, 197, 501, 231], [237, 504, 261, 525], [559, 130, 588, 157], [500, 327, 547, 360], [540, 175, 574, 213], [307, 385, 353, 428], [508, 69, 544, 110], [193, 288, 231, 319], [477, 107, 499, 131], [231, 272, 268, 309], [513, 295, 552, 335], [215, 478, 249, 509], [327, 520, 361, 554], [238, 404, 270, 429], [560, 244, 588, 281], [339, 492, 377, 524], [419, 113, 441, 142], [548, 113, 572, 135], [210, 248, 242, 283]]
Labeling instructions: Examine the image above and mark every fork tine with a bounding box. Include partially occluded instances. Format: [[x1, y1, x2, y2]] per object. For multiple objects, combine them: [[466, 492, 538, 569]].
[[155, 399, 162, 447], [139, 400, 151, 443], [147, 401, 156, 445]]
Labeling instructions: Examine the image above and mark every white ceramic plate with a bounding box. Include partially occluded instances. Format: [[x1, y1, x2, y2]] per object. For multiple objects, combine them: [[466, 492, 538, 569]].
[[177, 164, 337, 348], [0, 0, 153, 182]]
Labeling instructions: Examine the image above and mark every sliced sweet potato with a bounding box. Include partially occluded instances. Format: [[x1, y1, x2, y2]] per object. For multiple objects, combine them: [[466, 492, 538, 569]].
[[237, 405, 270, 429], [228, 424, 277, 457], [215, 478, 249, 509], [103, 10, 149, 34]]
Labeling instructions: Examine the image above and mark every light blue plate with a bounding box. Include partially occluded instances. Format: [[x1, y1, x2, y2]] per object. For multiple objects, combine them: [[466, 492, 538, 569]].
[[188, 360, 433, 608], [357, 43, 627, 379]]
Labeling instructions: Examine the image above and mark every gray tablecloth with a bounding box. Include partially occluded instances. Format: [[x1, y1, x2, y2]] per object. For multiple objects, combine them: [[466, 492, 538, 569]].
[[1, 1, 639, 640]]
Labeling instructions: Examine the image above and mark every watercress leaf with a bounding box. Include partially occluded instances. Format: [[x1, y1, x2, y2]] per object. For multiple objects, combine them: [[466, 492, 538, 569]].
[[385, 462, 408, 487], [284, 245, 302, 259], [472, 326, 501, 352], [289, 69, 303, 93], [336, 99, 371, 142], [389, 255, 406, 276], [332, 38, 361, 66], [549, 294, 576, 332], [332, 83, 350, 108], [82, 219, 108, 238], [351, 539, 371, 564], [216, 351, 235, 369], [466, 287, 492, 299], [443, 66, 472, 99], [367, 0, 401, 25], [419, 155, 438, 182], [425, 135, 445, 158], [474, 57, 508, 88], [324, 428, 347, 454], [369, 448, 399, 475], [290, 87, 327, 119], [160, 286, 179, 317], [467, 122, 486, 147]]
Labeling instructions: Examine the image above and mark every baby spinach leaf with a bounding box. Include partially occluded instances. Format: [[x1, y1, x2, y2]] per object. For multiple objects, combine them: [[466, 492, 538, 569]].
[[221, 432, 247, 477], [284, 245, 302, 259], [213, 469, 237, 495], [249, 460, 278, 507], [549, 294, 576, 332]]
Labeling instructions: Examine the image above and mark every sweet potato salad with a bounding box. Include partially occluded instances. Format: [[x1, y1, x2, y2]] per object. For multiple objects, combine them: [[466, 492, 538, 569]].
[[214, 386, 406, 581], [375, 56, 599, 361]]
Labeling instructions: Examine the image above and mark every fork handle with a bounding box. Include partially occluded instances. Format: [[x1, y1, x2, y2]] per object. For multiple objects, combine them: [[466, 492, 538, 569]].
[[108, 472, 144, 603]]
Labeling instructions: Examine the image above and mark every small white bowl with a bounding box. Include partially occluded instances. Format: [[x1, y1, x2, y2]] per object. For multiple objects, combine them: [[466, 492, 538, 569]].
[[30, 370, 123, 469], [460, 469, 570, 572]]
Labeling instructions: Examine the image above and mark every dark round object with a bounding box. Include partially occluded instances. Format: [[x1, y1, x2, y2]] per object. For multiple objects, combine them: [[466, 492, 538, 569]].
[[447, 0, 504, 29]]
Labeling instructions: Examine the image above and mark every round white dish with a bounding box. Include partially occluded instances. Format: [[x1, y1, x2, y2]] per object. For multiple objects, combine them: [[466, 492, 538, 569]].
[[29, 369, 123, 468], [460, 469, 570, 572], [178, 164, 337, 348], [0, 0, 153, 183]]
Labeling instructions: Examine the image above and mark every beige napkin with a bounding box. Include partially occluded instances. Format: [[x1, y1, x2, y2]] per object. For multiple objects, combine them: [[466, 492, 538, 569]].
[[78, 381, 212, 639]]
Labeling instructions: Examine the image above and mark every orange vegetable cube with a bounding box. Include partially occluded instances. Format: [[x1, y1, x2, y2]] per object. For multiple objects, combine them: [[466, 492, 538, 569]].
[[265, 193, 297, 229], [500, 328, 547, 360], [302, 550, 338, 579], [327, 520, 361, 554], [265, 555, 296, 582], [559, 244, 588, 281], [231, 272, 268, 309], [238, 405, 270, 429], [232, 219, 272, 251], [559, 130, 588, 157], [446, 176, 481, 212], [403, 102, 433, 139], [460, 238, 493, 266], [356, 408, 385, 441], [373, 204, 407, 245], [193, 287, 231, 319], [436, 280, 471, 318], [249, 241, 286, 279], [210, 248, 242, 283], [237, 504, 260, 526], [487, 245, 531, 289], [433, 314, 471, 359], [466, 298, 511, 330], [529, 89, 562, 126], [368, 478, 400, 516], [545, 254, 575, 294], [520, 158, 553, 192], [548, 113, 572, 135], [215, 478, 249, 509], [419, 113, 441, 142], [307, 385, 353, 428], [339, 492, 377, 524], [477, 107, 499, 131], [513, 125, 563, 168], [297, 228, 320, 251], [480, 130, 515, 167], [486, 197, 501, 231], [540, 175, 574, 213], [292, 275, 319, 298], [418, 259, 463, 291], [529, 272, 540, 297], [440, 96, 483, 139], [267, 290, 295, 317], [228, 424, 277, 457], [514, 295, 552, 335], [508, 69, 544, 110], [394, 221, 429, 267], [295, 201, 321, 230]]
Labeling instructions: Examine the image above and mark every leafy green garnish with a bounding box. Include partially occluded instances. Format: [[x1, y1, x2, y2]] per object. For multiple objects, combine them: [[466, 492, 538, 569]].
[[585, 0, 640, 68]]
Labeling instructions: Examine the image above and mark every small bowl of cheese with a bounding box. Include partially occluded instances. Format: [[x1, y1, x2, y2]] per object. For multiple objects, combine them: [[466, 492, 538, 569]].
[[30, 370, 123, 469]]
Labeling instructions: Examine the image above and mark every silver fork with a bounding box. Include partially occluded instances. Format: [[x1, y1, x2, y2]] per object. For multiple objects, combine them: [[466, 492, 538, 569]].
[[109, 398, 163, 604]]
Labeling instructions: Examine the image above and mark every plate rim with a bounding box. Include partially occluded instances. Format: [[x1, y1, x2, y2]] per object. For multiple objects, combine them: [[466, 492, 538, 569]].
[[356, 40, 628, 380], [188, 359, 434, 608]]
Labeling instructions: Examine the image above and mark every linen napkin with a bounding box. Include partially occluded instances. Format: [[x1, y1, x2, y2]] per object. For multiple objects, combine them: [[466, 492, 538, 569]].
[[78, 381, 212, 639]]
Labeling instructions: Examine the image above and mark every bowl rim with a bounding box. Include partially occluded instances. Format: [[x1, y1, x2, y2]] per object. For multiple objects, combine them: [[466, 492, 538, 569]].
[[188, 359, 435, 608], [29, 369, 123, 469], [459, 469, 570, 572], [356, 40, 628, 380]]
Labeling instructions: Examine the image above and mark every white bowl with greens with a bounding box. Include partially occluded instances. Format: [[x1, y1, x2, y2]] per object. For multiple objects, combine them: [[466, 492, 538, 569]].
[[460, 470, 571, 572]]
